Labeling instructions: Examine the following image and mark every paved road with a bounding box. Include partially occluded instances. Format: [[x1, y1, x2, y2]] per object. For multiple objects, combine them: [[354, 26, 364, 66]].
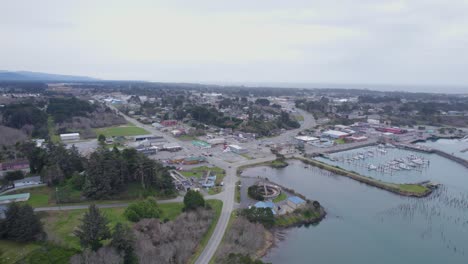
[[108, 104, 316, 263]]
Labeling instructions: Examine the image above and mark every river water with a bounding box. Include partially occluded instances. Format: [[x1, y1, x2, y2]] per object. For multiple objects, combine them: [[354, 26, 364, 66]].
[[241, 150, 468, 264]]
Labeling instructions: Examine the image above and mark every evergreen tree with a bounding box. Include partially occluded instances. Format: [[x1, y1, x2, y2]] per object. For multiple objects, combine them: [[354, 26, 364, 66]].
[[183, 190, 205, 210], [74, 204, 111, 251], [0, 203, 43, 242], [98, 134, 106, 143], [111, 223, 136, 264]]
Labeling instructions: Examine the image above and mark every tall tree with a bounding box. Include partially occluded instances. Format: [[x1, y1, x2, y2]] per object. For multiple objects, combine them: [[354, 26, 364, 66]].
[[111, 223, 136, 264], [183, 190, 205, 210], [74, 204, 111, 251], [0, 203, 43, 242]]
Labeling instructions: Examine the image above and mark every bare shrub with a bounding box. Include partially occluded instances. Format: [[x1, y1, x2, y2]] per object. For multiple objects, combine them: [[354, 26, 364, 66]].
[[70, 247, 124, 264], [0, 125, 28, 146], [215, 216, 267, 262], [133, 208, 214, 264]]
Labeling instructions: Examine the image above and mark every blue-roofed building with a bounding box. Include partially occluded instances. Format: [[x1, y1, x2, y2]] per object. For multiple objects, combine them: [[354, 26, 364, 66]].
[[287, 196, 306, 209], [254, 201, 277, 215]]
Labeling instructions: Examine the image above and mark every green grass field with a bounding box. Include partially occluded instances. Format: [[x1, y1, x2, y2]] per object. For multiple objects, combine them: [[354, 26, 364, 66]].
[[180, 166, 226, 179], [10, 186, 53, 207], [41, 202, 184, 250], [273, 192, 287, 203], [0, 240, 41, 264], [95, 125, 150, 137]]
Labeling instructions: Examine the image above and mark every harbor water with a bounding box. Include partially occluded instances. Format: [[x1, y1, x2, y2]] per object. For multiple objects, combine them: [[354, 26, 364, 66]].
[[241, 150, 468, 264]]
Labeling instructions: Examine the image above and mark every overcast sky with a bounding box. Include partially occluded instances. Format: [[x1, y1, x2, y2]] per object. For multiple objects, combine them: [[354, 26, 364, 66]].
[[1, 0, 468, 87]]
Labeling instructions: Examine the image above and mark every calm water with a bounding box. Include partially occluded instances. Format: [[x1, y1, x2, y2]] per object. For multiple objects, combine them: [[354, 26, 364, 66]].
[[241, 153, 468, 264], [315, 146, 454, 184], [418, 138, 468, 161]]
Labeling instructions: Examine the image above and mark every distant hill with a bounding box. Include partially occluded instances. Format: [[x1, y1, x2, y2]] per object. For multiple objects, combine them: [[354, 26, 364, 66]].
[[0, 70, 98, 81]]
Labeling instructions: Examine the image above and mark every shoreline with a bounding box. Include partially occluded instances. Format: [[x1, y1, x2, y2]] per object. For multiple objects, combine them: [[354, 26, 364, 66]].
[[239, 157, 433, 198]]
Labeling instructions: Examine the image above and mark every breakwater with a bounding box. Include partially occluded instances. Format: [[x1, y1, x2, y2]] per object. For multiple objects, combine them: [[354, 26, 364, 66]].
[[396, 143, 468, 169], [293, 156, 432, 197]]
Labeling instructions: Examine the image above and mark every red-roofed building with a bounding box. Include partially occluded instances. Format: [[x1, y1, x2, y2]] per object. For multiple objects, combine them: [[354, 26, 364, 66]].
[[0, 159, 29, 171], [161, 120, 178, 127]]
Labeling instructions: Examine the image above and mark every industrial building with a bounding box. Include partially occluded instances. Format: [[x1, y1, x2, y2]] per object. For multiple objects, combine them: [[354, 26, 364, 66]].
[[228, 144, 248, 154], [163, 143, 182, 152], [322, 130, 350, 139], [207, 138, 226, 145], [295, 136, 319, 143], [60, 133, 80, 141]]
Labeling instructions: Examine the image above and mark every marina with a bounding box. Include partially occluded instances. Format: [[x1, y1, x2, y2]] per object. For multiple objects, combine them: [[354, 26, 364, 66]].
[[316, 145, 437, 184], [241, 156, 468, 264]]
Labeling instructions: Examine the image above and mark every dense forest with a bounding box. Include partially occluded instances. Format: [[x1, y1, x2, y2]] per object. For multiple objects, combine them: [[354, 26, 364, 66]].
[[15, 142, 175, 201]]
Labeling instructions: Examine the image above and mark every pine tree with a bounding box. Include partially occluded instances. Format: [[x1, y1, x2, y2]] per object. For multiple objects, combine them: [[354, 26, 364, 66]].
[[74, 204, 111, 251], [111, 223, 136, 264], [1, 203, 43, 242], [183, 190, 206, 210]]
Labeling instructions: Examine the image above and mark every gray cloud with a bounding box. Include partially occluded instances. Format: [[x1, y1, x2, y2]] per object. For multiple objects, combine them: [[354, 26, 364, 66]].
[[1, 0, 468, 88]]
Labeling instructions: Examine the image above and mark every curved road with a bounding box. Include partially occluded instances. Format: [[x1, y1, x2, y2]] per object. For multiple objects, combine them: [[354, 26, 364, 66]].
[[90, 104, 315, 263]]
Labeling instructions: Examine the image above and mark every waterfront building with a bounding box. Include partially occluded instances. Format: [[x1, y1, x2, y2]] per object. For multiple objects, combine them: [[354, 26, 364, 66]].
[[287, 196, 306, 210]]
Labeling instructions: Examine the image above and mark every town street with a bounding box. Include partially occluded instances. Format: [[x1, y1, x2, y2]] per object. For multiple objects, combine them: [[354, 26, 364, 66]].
[[64, 104, 316, 263]]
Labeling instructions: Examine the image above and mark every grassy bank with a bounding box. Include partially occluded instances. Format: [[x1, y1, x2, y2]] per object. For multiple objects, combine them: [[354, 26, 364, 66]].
[[235, 180, 241, 203], [237, 159, 288, 175], [272, 192, 287, 203], [188, 199, 223, 264], [296, 157, 432, 197], [275, 204, 326, 228]]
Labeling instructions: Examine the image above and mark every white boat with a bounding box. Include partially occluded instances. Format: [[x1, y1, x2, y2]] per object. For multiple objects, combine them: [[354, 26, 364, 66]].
[[377, 149, 387, 154], [411, 158, 424, 165], [368, 164, 377, 170], [399, 163, 410, 170]]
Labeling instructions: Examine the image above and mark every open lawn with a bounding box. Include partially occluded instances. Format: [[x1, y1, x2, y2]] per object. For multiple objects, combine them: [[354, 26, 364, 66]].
[[295, 115, 305, 121], [0, 241, 41, 264], [188, 199, 223, 264], [273, 192, 287, 203], [95, 124, 150, 137], [10, 186, 54, 207], [41, 202, 184, 250], [180, 166, 226, 179], [48, 116, 61, 143]]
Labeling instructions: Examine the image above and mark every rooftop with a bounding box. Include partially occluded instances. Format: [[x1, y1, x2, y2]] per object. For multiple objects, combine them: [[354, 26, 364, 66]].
[[288, 196, 306, 205], [295, 136, 319, 142], [323, 130, 349, 137], [0, 193, 30, 202]]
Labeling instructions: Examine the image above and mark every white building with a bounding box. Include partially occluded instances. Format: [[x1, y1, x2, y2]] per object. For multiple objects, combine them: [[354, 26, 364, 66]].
[[294, 136, 319, 143], [228, 144, 248, 154], [13, 176, 42, 188], [322, 130, 349, 139], [207, 138, 226, 145], [60, 133, 80, 141]]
